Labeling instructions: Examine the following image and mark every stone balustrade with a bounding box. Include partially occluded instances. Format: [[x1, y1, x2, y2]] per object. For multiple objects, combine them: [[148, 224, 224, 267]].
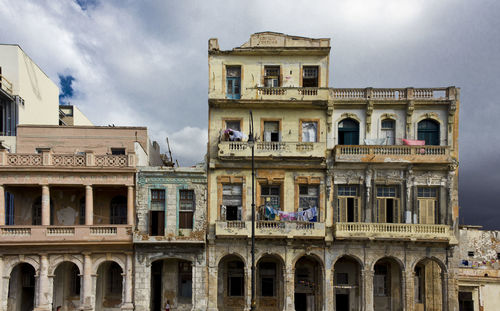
[[218, 141, 325, 159], [215, 220, 325, 239], [0, 225, 132, 244], [250, 87, 329, 100], [335, 222, 452, 242], [0, 150, 136, 168], [330, 87, 454, 101], [334, 145, 451, 163]]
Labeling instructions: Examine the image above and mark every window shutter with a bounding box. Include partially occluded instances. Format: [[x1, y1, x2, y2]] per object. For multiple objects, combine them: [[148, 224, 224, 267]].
[[418, 199, 426, 224], [427, 200, 435, 224], [377, 199, 386, 223], [237, 206, 242, 221], [394, 199, 400, 223], [354, 197, 360, 222], [338, 198, 347, 222]]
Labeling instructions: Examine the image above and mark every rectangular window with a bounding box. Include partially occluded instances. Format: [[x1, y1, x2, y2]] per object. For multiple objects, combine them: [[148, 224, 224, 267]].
[[179, 190, 195, 229], [222, 184, 242, 221], [5, 192, 14, 225], [150, 189, 165, 210], [225, 120, 241, 132], [414, 266, 424, 303], [374, 265, 388, 296], [263, 121, 280, 142], [302, 66, 318, 87], [381, 119, 395, 145], [178, 261, 192, 299], [417, 187, 438, 224], [376, 186, 400, 223], [337, 185, 360, 222], [301, 121, 318, 142], [336, 273, 349, 285], [226, 66, 241, 99], [299, 185, 318, 211], [264, 66, 280, 87], [261, 185, 280, 210]]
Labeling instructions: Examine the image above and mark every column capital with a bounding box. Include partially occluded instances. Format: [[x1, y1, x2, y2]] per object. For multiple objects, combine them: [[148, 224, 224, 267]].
[[82, 251, 92, 257]]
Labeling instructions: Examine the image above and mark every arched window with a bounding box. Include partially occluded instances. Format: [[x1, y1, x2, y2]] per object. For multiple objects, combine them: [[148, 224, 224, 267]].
[[110, 196, 127, 224], [381, 119, 395, 145], [417, 119, 440, 146], [338, 118, 359, 145]]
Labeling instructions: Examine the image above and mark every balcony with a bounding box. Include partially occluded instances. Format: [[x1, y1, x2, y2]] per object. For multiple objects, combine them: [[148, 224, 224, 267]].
[[333, 145, 451, 164], [248, 87, 329, 101], [334, 222, 453, 242], [0, 150, 135, 168], [330, 87, 456, 101], [0, 225, 132, 245], [133, 230, 206, 243], [218, 141, 325, 160], [0, 74, 13, 95], [215, 220, 325, 239]]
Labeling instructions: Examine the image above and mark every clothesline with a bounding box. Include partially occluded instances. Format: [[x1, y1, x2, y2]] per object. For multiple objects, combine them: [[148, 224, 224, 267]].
[[263, 205, 318, 222]]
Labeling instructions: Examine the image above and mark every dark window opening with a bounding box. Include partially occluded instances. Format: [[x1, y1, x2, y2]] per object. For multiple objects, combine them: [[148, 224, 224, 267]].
[[468, 251, 474, 257], [107, 263, 122, 295], [222, 184, 242, 221], [259, 262, 276, 297], [338, 118, 359, 145], [5, 191, 14, 225], [225, 206, 239, 221], [418, 119, 440, 146], [459, 292, 474, 311], [111, 148, 125, 155], [79, 197, 85, 225], [336, 272, 349, 285], [225, 120, 241, 132], [386, 199, 394, 223], [374, 264, 389, 297], [228, 261, 244, 297], [70, 265, 80, 296], [261, 185, 280, 210], [110, 195, 127, 224], [302, 66, 318, 87], [149, 211, 165, 236], [347, 198, 355, 222]]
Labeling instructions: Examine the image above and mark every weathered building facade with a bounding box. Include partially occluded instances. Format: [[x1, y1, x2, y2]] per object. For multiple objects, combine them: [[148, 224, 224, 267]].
[[0, 124, 161, 311], [206, 32, 461, 311], [456, 226, 500, 311], [133, 166, 207, 311]]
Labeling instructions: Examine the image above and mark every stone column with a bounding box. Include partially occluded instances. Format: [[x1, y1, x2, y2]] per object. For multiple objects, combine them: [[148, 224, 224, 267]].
[[362, 269, 374, 311], [284, 267, 294, 311], [127, 186, 134, 226], [41, 185, 50, 226], [0, 256, 4, 311], [442, 272, 449, 311], [85, 185, 93, 225], [244, 266, 251, 311], [122, 252, 134, 310], [404, 271, 415, 311], [81, 252, 94, 310], [207, 243, 218, 311], [0, 185, 5, 226], [36, 254, 50, 310], [325, 268, 334, 311]]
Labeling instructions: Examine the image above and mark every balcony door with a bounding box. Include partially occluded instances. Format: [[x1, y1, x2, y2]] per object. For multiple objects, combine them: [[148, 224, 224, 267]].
[[226, 66, 241, 99], [338, 118, 359, 145], [417, 119, 440, 145]]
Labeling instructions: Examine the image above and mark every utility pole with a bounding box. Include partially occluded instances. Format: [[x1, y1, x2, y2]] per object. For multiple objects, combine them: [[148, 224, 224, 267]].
[[248, 110, 256, 310]]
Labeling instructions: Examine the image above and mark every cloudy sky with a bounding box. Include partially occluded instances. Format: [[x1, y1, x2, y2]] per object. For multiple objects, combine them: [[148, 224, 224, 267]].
[[1, 0, 499, 229]]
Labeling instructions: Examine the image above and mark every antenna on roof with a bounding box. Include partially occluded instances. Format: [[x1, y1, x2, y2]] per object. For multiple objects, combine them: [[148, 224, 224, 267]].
[[160, 137, 176, 167]]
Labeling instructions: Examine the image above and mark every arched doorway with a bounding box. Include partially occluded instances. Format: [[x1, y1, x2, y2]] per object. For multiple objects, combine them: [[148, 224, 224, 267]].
[[7, 263, 36, 311], [414, 258, 445, 311], [334, 256, 361, 311], [256, 255, 284, 311], [417, 119, 440, 146], [96, 261, 123, 310], [150, 259, 193, 311], [294, 255, 323, 311], [218, 255, 246, 311], [373, 258, 403, 311], [53, 262, 81, 310], [338, 118, 359, 145]]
